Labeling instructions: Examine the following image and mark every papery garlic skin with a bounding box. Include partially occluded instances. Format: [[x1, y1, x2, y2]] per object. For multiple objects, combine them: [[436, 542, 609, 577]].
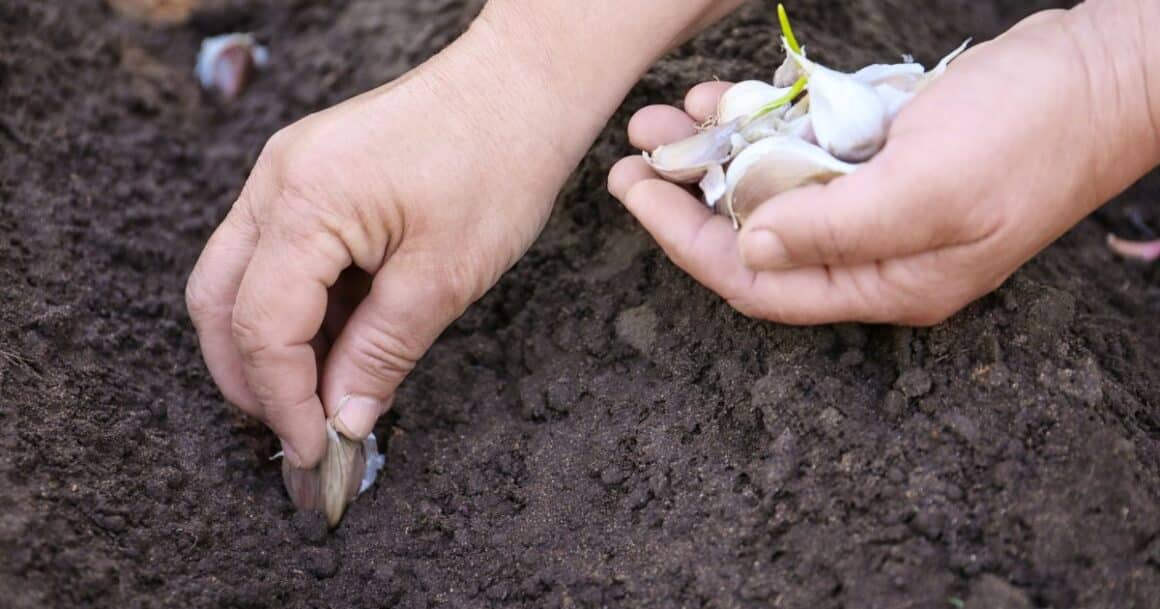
[[723, 136, 858, 226], [644, 118, 743, 183]]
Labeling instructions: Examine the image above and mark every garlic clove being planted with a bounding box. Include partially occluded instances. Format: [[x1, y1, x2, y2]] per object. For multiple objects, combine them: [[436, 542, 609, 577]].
[[195, 33, 269, 100], [644, 118, 744, 183], [282, 424, 385, 527], [786, 45, 889, 163], [722, 136, 859, 227], [717, 81, 795, 125]]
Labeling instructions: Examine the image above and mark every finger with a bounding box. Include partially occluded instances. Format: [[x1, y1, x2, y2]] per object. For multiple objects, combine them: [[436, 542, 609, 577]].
[[232, 229, 350, 468], [185, 205, 261, 417], [737, 144, 966, 271], [320, 253, 466, 441], [684, 81, 732, 122], [628, 105, 697, 151], [608, 155, 658, 202], [621, 177, 867, 324]]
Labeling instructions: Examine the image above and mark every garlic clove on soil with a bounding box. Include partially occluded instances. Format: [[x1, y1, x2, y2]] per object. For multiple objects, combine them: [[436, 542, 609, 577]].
[[717, 81, 794, 125], [195, 33, 269, 100], [1106, 234, 1160, 263], [644, 118, 744, 183], [786, 45, 889, 163], [722, 136, 858, 227], [282, 424, 385, 527]]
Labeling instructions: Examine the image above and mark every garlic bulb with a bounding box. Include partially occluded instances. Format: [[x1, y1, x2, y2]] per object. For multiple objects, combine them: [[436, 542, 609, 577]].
[[282, 424, 385, 527], [723, 136, 858, 226], [643, 118, 744, 183]]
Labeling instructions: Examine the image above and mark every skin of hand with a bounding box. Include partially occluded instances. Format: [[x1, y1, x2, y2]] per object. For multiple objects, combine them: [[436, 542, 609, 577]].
[[185, 0, 744, 469], [610, 0, 1160, 326]]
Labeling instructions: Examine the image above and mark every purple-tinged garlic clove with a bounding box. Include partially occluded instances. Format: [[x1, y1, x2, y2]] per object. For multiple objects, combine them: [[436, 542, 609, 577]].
[[282, 424, 384, 527], [1107, 234, 1160, 263], [722, 136, 858, 227], [195, 33, 269, 100], [644, 118, 744, 183]]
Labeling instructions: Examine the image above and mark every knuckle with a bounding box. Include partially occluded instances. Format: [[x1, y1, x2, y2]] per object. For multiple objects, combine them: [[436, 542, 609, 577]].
[[230, 310, 272, 364], [347, 325, 421, 387], [184, 273, 214, 323]]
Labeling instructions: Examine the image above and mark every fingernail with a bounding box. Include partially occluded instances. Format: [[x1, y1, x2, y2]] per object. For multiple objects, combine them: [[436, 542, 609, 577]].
[[332, 395, 382, 441], [741, 229, 790, 270], [281, 439, 304, 469]]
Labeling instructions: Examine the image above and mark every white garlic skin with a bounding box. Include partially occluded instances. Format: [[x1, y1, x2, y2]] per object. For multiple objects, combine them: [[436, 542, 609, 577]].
[[644, 118, 742, 183]]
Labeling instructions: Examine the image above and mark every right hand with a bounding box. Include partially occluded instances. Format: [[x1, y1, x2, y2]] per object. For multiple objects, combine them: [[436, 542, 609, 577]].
[[185, 20, 577, 468]]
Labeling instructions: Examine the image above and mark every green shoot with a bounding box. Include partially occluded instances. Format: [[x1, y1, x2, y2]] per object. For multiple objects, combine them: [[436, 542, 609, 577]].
[[749, 75, 807, 121], [948, 598, 965, 609], [778, 4, 801, 55]]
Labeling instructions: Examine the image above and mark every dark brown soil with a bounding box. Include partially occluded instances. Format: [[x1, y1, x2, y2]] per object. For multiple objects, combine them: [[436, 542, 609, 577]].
[[1, 1, 1157, 608]]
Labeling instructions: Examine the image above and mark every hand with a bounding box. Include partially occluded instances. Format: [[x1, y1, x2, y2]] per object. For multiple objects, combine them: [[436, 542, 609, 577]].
[[185, 23, 577, 468], [610, 5, 1160, 326]]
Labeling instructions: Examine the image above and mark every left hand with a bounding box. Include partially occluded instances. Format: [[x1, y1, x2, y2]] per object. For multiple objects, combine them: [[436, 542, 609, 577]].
[[608, 6, 1160, 326]]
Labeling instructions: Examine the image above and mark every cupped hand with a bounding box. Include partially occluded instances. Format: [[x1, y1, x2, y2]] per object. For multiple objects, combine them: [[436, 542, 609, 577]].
[[185, 25, 576, 468], [610, 8, 1159, 326]]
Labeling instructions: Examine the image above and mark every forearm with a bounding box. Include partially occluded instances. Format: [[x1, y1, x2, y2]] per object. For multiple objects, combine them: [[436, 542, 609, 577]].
[[462, 0, 744, 170]]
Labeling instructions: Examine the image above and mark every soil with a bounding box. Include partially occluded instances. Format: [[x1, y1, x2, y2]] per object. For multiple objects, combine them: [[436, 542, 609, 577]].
[[1, 1, 1157, 608]]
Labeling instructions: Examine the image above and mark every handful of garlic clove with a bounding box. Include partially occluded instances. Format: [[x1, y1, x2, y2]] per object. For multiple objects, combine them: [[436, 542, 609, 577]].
[[643, 4, 969, 227], [282, 423, 386, 527]]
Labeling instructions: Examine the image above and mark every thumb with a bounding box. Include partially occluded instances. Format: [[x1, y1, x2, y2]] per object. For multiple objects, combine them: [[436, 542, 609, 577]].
[[320, 254, 468, 440], [737, 143, 966, 270]]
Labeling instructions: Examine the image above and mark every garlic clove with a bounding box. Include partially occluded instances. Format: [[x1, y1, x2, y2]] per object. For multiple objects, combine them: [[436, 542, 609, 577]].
[[786, 45, 888, 163], [806, 67, 889, 162], [195, 33, 269, 100], [722, 137, 859, 227], [282, 424, 383, 527], [644, 118, 743, 183], [717, 81, 795, 125], [874, 84, 915, 121], [1106, 235, 1160, 263]]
